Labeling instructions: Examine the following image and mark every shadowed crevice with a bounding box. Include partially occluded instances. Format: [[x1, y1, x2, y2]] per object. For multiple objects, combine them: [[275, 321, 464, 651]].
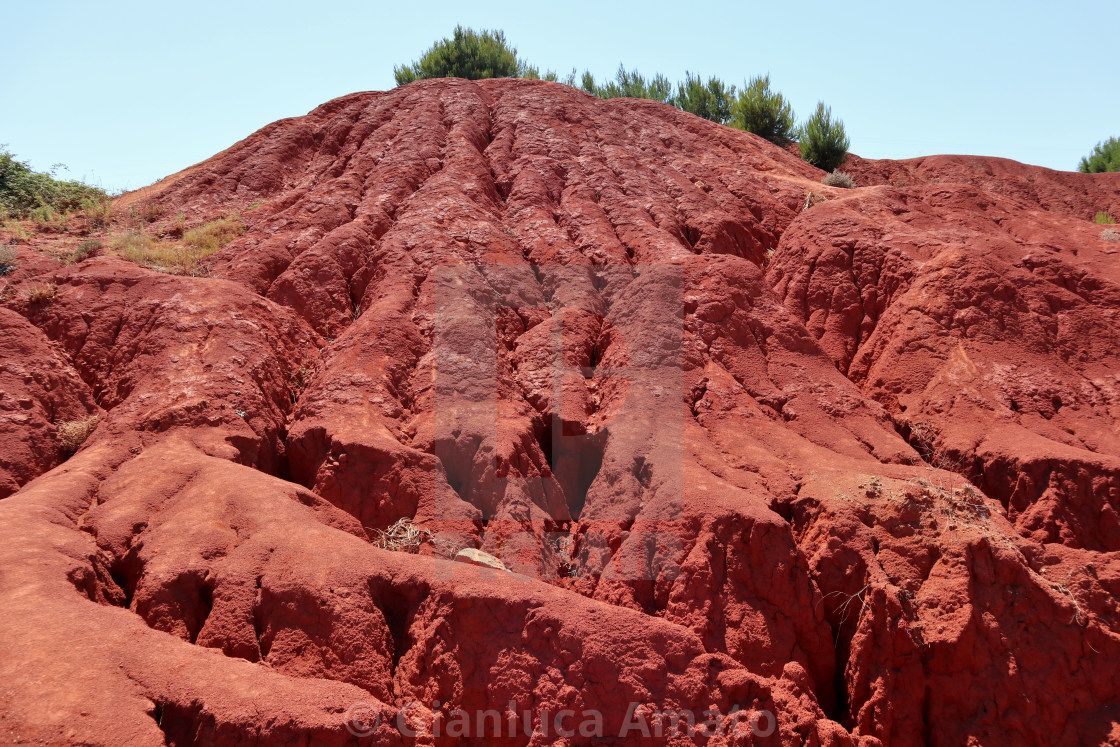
[[538, 418, 607, 520]]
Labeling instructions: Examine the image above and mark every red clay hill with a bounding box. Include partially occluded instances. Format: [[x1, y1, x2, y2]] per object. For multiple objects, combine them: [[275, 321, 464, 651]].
[[2, 78, 1120, 746]]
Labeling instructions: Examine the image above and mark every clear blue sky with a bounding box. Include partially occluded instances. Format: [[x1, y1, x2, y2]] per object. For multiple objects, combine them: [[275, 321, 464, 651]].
[[3, 0, 1115, 193]]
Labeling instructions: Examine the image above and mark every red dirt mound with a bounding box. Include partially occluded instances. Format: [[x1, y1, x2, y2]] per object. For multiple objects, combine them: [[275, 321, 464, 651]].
[[842, 152, 1120, 221], [1, 78, 1118, 746]]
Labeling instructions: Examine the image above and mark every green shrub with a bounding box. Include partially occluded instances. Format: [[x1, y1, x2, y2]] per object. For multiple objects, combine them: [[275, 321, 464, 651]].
[[0, 147, 107, 219], [1094, 211, 1116, 224], [1079, 137, 1120, 173], [673, 72, 736, 124], [730, 75, 797, 145], [29, 205, 69, 232], [580, 64, 673, 103], [799, 102, 850, 172], [519, 66, 574, 83], [28, 206, 51, 225], [394, 26, 534, 84], [4, 221, 28, 243]]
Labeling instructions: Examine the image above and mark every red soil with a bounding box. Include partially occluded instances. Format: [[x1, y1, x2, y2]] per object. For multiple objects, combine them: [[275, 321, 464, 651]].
[[1, 78, 1118, 746]]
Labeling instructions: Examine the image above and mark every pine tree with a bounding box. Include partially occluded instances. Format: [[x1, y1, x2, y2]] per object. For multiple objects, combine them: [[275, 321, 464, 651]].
[[730, 75, 797, 145], [1079, 137, 1120, 173], [799, 102, 850, 171], [394, 27, 532, 85], [674, 72, 736, 124]]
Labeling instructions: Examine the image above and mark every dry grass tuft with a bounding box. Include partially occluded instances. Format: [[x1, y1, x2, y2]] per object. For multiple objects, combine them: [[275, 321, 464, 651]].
[[1052, 569, 1088, 626], [761, 246, 776, 269], [110, 231, 162, 261], [110, 217, 244, 276], [288, 365, 311, 404], [22, 281, 57, 304], [69, 239, 103, 264], [0, 244, 16, 275], [370, 517, 460, 556], [803, 190, 828, 211], [183, 217, 245, 254], [56, 415, 101, 455]]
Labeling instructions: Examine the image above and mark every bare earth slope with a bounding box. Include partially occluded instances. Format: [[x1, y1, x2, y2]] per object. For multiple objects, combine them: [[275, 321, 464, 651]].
[[2, 78, 1119, 746]]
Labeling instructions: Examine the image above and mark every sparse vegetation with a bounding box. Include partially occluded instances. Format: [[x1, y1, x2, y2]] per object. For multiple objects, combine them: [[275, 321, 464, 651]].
[[823, 583, 872, 635], [127, 202, 165, 227], [288, 364, 311, 404], [0, 245, 16, 275], [800, 102, 850, 172], [822, 170, 857, 189], [1094, 211, 1116, 224], [903, 422, 990, 531], [56, 415, 101, 456], [81, 195, 111, 228], [141, 202, 164, 223], [1052, 568, 1090, 626], [850, 421, 996, 539], [1079, 137, 1120, 173], [111, 217, 243, 275], [4, 221, 29, 243], [730, 74, 797, 145]]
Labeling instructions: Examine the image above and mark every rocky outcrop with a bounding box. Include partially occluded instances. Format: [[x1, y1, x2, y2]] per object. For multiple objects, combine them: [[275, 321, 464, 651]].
[[0, 306, 99, 497]]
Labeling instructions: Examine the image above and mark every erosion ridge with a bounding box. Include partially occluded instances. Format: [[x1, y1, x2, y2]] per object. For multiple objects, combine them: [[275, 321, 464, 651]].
[[1, 77, 1119, 746]]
